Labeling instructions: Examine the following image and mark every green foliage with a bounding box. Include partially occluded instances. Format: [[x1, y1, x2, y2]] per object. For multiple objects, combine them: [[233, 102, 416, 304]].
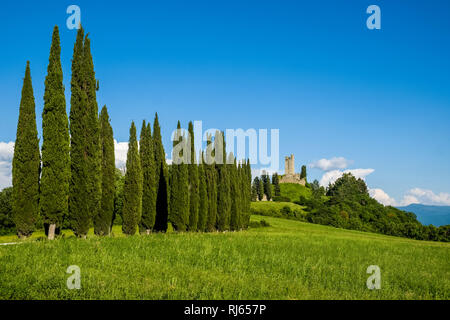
[[0, 188, 15, 235], [122, 122, 143, 235], [139, 121, 157, 233], [272, 195, 291, 202], [262, 173, 272, 200], [229, 157, 239, 231], [40, 26, 70, 230], [300, 165, 307, 180], [278, 183, 312, 202], [83, 35, 102, 232], [272, 173, 281, 196], [251, 177, 259, 201], [12, 61, 41, 238], [248, 219, 271, 228], [256, 177, 264, 201], [302, 173, 449, 242], [68, 27, 101, 237], [112, 169, 125, 225], [197, 157, 208, 231], [216, 132, 231, 231], [69, 27, 89, 237], [187, 121, 199, 231], [95, 106, 115, 235], [250, 202, 307, 221], [152, 113, 169, 232], [169, 121, 189, 231], [205, 161, 217, 232]]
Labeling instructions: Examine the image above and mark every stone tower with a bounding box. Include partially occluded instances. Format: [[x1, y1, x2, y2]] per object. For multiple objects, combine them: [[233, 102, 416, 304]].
[[280, 154, 306, 186], [285, 154, 295, 175]]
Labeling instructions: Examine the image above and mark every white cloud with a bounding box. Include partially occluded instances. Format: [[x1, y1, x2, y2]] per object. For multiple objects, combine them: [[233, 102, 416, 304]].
[[319, 168, 374, 187], [114, 140, 129, 170], [114, 140, 172, 171], [401, 188, 450, 206], [368, 187, 450, 207], [0, 142, 14, 190], [369, 188, 397, 206], [310, 157, 352, 171]]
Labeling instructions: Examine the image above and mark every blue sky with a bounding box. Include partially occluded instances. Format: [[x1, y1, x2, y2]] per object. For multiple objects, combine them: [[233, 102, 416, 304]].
[[0, 0, 449, 206]]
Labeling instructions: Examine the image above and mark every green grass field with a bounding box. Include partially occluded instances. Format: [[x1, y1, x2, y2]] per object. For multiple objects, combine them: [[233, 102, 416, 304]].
[[0, 215, 449, 300], [277, 183, 312, 202]]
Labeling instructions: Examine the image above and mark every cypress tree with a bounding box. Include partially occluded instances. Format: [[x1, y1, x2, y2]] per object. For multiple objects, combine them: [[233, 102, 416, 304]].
[[251, 178, 258, 202], [95, 106, 115, 235], [153, 113, 169, 231], [244, 159, 252, 228], [258, 176, 264, 201], [272, 173, 281, 196], [40, 26, 70, 240], [197, 152, 208, 231], [229, 156, 239, 231], [187, 121, 199, 231], [263, 173, 272, 200], [237, 162, 245, 229], [69, 27, 90, 237], [216, 131, 231, 231], [140, 121, 157, 234], [12, 62, 41, 239], [300, 165, 307, 181], [122, 122, 143, 235], [205, 135, 217, 231], [83, 34, 102, 231], [169, 121, 189, 231]]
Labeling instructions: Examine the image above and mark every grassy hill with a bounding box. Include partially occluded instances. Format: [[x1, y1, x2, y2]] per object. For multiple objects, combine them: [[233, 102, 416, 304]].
[[251, 201, 307, 220], [276, 183, 312, 202], [0, 215, 448, 299]]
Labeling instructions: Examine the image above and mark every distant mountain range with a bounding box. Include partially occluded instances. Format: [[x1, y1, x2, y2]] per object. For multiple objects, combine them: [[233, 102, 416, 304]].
[[397, 204, 450, 227]]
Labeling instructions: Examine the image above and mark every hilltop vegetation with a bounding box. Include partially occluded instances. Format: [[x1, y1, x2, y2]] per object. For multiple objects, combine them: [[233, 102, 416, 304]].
[[252, 173, 449, 242], [250, 202, 307, 221], [0, 215, 448, 300]]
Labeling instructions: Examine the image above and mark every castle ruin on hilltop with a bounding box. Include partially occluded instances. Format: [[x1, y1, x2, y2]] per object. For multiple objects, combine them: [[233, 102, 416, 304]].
[[279, 154, 306, 185]]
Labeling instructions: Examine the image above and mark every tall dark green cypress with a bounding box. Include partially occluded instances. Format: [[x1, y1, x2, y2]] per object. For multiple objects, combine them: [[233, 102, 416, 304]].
[[251, 177, 258, 202], [263, 173, 272, 200], [83, 34, 102, 231], [272, 173, 281, 196], [229, 156, 239, 231], [216, 131, 231, 231], [12, 62, 41, 239], [153, 113, 169, 232], [245, 159, 252, 228], [300, 165, 307, 181], [205, 135, 217, 231], [169, 121, 189, 231], [122, 122, 143, 235], [197, 152, 208, 231], [140, 121, 157, 234], [187, 121, 199, 231], [69, 26, 89, 237], [95, 106, 115, 235], [40, 26, 70, 240]]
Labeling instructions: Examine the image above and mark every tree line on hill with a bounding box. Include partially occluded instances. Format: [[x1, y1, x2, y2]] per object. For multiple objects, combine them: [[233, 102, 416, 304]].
[[6, 26, 252, 239], [250, 168, 449, 242]]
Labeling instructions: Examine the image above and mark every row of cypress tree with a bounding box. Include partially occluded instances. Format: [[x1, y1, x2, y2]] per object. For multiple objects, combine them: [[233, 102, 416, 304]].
[[12, 26, 252, 239], [11, 26, 117, 239]]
